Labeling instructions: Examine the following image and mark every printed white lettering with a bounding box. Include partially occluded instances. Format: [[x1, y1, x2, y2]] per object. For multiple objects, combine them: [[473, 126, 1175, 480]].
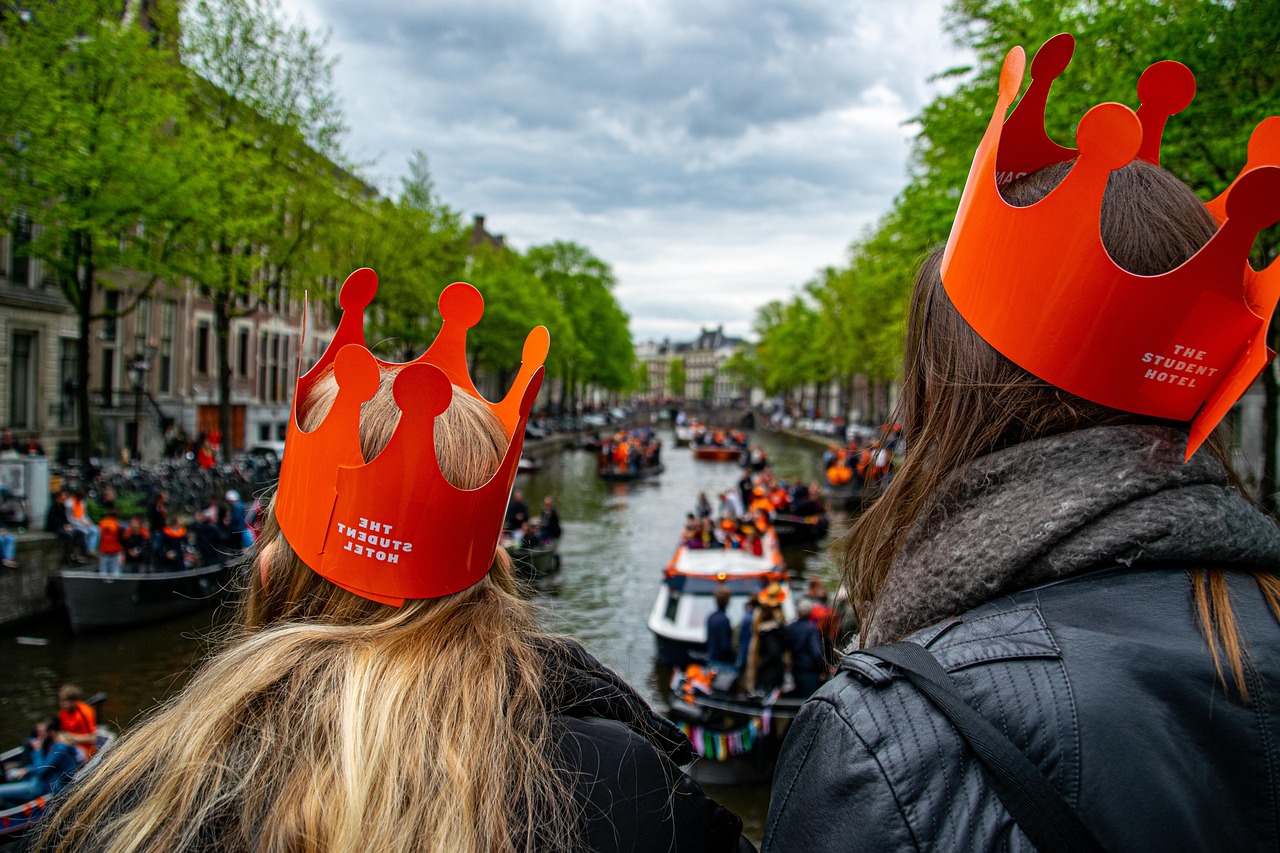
[[387, 553, 400, 564], [1142, 353, 1154, 363], [359, 517, 369, 529], [403, 542, 413, 554]]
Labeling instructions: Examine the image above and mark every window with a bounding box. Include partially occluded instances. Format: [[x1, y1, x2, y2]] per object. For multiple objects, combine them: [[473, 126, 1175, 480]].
[[258, 423, 271, 441], [9, 332, 36, 427], [269, 334, 281, 402], [59, 339, 77, 427], [103, 291, 120, 343], [159, 301, 175, 394], [133, 298, 151, 358], [10, 214, 31, 287], [258, 331, 268, 399], [196, 322, 210, 375], [237, 328, 249, 377]]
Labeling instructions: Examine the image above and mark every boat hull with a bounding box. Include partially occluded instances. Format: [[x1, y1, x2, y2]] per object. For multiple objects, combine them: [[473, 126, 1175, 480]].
[[507, 543, 560, 579], [772, 513, 829, 546], [59, 563, 235, 633], [691, 446, 742, 462], [599, 464, 664, 482]]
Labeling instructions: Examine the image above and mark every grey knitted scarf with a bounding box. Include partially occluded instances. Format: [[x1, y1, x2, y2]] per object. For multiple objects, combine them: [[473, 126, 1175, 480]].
[[865, 424, 1280, 646]]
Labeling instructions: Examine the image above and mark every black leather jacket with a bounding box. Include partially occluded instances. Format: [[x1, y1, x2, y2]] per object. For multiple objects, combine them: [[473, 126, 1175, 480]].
[[763, 567, 1280, 852]]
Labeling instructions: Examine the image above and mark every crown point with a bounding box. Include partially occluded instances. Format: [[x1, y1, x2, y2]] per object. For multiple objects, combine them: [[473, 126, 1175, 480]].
[[1076, 103, 1142, 170], [339, 268, 378, 313], [999, 46, 1026, 103], [1137, 60, 1196, 115], [522, 326, 550, 365], [334, 344, 381, 401], [1248, 116, 1280, 164], [1030, 33, 1074, 82], [1224, 165, 1280, 232], [394, 363, 453, 420], [439, 282, 485, 329]]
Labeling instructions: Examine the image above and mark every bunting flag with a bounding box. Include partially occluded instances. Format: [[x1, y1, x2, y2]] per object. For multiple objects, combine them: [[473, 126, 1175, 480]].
[[676, 717, 770, 762]]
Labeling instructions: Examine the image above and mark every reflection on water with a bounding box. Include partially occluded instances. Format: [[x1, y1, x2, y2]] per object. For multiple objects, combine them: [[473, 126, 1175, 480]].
[[0, 426, 840, 843]]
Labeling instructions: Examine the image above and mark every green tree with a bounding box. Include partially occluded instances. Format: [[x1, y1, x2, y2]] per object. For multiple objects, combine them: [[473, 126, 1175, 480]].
[[177, 0, 348, 454], [668, 358, 687, 400], [0, 0, 198, 458], [526, 241, 633, 410]]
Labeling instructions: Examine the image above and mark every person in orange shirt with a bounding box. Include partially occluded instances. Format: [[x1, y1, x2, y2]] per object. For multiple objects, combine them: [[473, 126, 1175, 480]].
[[97, 505, 123, 576], [57, 684, 96, 760]]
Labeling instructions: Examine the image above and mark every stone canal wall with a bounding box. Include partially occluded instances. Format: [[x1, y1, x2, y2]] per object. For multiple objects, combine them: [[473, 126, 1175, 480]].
[[0, 532, 62, 625]]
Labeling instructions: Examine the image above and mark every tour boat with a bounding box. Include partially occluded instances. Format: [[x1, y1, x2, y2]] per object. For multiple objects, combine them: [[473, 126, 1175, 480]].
[[647, 533, 794, 668], [673, 424, 695, 447], [58, 561, 236, 633]]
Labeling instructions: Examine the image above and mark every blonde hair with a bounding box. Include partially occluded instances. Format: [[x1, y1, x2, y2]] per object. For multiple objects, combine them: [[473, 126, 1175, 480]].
[[35, 368, 581, 852]]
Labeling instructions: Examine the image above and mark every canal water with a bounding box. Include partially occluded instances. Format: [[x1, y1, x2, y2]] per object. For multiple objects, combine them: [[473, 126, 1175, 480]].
[[0, 426, 845, 844]]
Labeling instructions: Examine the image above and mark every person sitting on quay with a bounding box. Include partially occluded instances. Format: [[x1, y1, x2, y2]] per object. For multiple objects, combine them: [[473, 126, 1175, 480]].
[[65, 490, 99, 557], [0, 524, 17, 569]]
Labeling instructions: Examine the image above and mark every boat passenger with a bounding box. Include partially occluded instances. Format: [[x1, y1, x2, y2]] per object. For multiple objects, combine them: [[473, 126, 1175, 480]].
[[539, 496, 562, 545], [120, 515, 150, 572], [735, 597, 759, 672], [504, 488, 529, 530], [743, 584, 788, 696], [784, 600, 826, 698], [55, 685, 96, 761], [0, 717, 79, 807], [765, 37, 1280, 852], [705, 584, 736, 667], [96, 504, 123, 577], [30, 281, 750, 853], [155, 516, 189, 572], [695, 492, 712, 519]]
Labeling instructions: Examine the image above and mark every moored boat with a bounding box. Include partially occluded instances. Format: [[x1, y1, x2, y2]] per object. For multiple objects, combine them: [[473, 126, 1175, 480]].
[[58, 562, 236, 634], [647, 533, 793, 667], [599, 463, 664, 482]]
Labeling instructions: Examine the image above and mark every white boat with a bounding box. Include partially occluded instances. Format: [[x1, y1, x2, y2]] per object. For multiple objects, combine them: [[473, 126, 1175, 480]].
[[647, 532, 795, 667]]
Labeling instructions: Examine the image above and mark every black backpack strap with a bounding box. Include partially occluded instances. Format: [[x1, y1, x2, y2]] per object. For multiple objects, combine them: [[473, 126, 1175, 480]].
[[862, 641, 1104, 853]]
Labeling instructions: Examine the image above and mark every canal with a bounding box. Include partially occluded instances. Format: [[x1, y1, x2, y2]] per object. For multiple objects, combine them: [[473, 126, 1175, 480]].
[[0, 425, 845, 843]]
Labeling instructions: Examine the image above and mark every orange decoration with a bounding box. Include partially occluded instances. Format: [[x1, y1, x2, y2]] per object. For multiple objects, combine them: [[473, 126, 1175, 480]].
[[941, 34, 1280, 459], [275, 270, 547, 605]]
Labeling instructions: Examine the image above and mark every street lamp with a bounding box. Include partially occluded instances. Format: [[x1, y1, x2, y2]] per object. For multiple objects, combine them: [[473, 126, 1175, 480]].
[[126, 350, 152, 463]]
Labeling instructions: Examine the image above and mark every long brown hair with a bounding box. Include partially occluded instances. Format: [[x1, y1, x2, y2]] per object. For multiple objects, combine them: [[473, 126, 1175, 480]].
[[35, 368, 581, 853], [843, 160, 1278, 695]]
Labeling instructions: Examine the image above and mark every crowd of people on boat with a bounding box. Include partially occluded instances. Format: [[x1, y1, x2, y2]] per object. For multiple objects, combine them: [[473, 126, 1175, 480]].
[[820, 423, 903, 491], [693, 577, 853, 702], [691, 424, 748, 450], [44, 486, 259, 574], [503, 490, 562, 551], [597, 427, 663, 475]]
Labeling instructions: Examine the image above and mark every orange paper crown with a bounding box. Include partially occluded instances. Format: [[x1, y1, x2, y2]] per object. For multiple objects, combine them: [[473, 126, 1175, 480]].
[[941, 33, 1280, 459], [274, 269, 548, 605]]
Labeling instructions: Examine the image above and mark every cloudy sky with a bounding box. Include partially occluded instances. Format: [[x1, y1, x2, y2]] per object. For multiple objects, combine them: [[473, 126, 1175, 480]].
[[275, 0, 971, 343]]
